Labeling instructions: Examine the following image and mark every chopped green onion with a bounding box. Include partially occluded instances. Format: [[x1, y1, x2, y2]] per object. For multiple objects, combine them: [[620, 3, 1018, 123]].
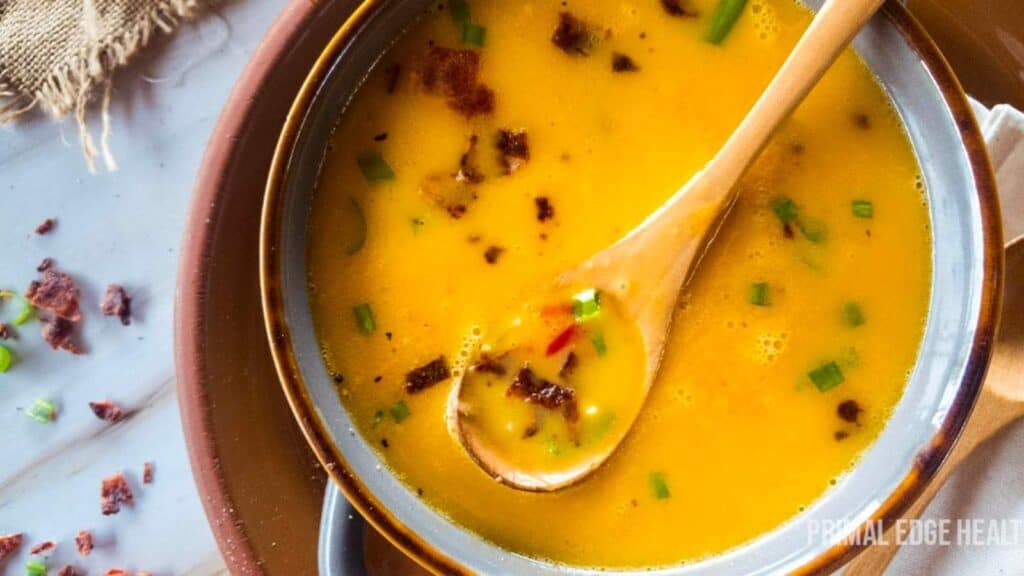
[[572, 288, 601, 321], [0, 344, 11, 373], [798, 219, 828, 244], [590, 332, 607, 357], [842, 302, 865, 327], [809, 361, 845, 392], [649, 471, 671, 499], [771, 196, 798, 225], [345, 198, 367, 255], [26, 399, 56, 423], [749, 282, 771, 307], [357, 152, 395, 182], [706, 0, 749, 45], [353, 303, 376, 335], [13, 297, 33, 325], [852, 199, 874, 219], [462, 23, 487, 46], [450, 0, 471, 25], [389, 400, 410, 423], [26, 559, 46, 576], [372, 410, 384, 428]]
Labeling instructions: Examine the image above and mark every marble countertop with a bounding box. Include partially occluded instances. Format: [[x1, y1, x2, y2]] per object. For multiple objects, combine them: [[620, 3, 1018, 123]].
[[0, 1, 1021, 575]]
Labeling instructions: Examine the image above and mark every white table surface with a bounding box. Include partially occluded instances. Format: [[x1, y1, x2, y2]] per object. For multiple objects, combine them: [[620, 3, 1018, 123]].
[[1, 2, 1021, 575]]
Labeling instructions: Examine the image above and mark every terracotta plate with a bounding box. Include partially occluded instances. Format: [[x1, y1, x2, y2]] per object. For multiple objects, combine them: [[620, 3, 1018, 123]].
[[176, 1, 1024, 574]]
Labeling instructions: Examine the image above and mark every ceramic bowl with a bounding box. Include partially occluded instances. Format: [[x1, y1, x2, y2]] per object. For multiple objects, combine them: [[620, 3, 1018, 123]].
[[260, 1, 1002, 573]]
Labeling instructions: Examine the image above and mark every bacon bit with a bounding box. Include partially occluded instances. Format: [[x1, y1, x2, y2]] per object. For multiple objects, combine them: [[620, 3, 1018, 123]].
[[0, 533, 23, 563], [100, 472, 134, 515], [405, 356, 451, 393], [420, 173, 478, 220], [471, 355, 507, 376], [496, 129, 529, 174], [545, 325, 577, 356], [143, 462, 154, 484], [58, 566, 82, 576], [30, 541, 56, 555], [612, 52, 640, 72], [559, 351, 579, 379], [837, 400, 863, 424], [535, 197, 555, 222], [661, 0, 699, 17], [100, 284, 132, 326], [419, 46, 494, 117], [37, 258, 54, 272], [105, 570, 128, 576], [483, 245, 505, 264], [41, 316, 82, 354], [507, 367, 579, 422], [89, 400, 125, 423], [26, 268, 81, 322], [552, 12, 596, 56], [75, 530, 93, 557], [782, 223, 795, 238], [0, 323, 9, 340], [834, 430, 850, 441], [455, 134, 485, 184], [35, 218, 56, 235]]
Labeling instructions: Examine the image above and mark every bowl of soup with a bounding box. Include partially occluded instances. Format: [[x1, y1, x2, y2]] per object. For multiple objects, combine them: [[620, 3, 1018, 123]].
[[260, 0, 1002, 573]]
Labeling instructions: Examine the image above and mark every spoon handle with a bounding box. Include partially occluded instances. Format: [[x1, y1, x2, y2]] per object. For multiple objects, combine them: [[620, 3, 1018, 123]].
[[842, 388, 1022, 575], [699, 0, 887, 195]]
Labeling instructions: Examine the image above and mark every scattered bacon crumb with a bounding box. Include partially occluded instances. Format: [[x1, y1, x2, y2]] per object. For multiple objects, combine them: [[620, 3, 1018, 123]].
[[405, 356, 451, 393], [559, 351, 579, 379], [75, 530, 93, 557], [41, 316, 82, 354], [837, 399, 863, 424], [418, 46, 494, 117], [105, 570, 128, 576], [612, 52, 640, 72], [535, 197, 555, 222], [100, 472, 134, 515], [496, 129, 529, 174], [0, 323, 9, 340], [26, 268, 81, 322], [0, 533, 22, 563], [58, 566, 82, 576], [507, 367, 579, 422], [661, 0, 699, 17], [89, 400, 125, 423], [483, 245, 505, 264], [37, 257, 54, 272], [552, 12, 596, 56], [143, 462, 154, 484], [100, 284, 132, 326], [35, 218, 56, 235], [30, 541, 56, 555]]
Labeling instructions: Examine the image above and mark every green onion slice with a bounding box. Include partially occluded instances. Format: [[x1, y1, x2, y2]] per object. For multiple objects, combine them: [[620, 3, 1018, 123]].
[[0, 344, 11, 373], [842, 302, 865, 327], [26, 559, 47, 576], [852, 199, 874, 219], [357, 152, 396, 182], [706, 0, 749, 45], [809, 361, 844, 392], [798, 219, 828, 244], [353, 303, 376, 335], [462, 23, 487, 47], [572, 289, 601, 321], [770, 196, 798, 225], [389, 400, 411, 423], [649, 471, 671, 499], [590, 332, 608, 357], [26, 398, 56, 423], [749, 282, 771, 307]]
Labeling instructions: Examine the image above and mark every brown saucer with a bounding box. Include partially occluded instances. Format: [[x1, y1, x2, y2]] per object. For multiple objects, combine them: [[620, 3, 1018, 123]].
[[175, 1, 1024, 574]]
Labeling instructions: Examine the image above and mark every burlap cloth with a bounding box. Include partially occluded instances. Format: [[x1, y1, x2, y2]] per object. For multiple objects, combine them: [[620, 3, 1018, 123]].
[[0, 0, 201, 171]]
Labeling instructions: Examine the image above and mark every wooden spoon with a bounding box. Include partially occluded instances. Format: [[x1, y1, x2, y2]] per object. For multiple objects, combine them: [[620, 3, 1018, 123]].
[[447, 0, 887, 491], [843, 236, 1024, 575]]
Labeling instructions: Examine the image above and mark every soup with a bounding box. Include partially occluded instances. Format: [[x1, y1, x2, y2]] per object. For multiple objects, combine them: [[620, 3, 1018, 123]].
[[307, 0, 930, 567]]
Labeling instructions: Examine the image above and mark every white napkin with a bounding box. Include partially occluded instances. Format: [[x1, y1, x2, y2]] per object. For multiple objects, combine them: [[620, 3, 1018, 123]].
[[971, 100, 1024, 242]]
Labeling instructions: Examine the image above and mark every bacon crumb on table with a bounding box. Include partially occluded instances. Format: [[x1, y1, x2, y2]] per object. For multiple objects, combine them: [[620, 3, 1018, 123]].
[[100, 284, 132, 326], [0, 533, 22, 563], [26, 268, 81, 322], [29, 540, 55, 555], [75, 530, 93, 556], [89, 400, 126, 423], [35, 218, 56, 235], [143, 461, 154, 484], [41, 316, 83, 354], [37, 257, 54, 272], [0, 323, 9, 340], [58, 566, 82, 576], [100, 472, 134, 515]]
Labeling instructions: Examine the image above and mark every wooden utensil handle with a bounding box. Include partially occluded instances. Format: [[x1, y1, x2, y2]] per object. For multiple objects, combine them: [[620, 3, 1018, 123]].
[[843, 388, 1021, 575], [701, 0, 887, 195]]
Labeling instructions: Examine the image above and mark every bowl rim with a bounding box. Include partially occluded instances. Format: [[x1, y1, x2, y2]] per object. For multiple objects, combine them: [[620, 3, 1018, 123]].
[[259, 2, 1003, 574]]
